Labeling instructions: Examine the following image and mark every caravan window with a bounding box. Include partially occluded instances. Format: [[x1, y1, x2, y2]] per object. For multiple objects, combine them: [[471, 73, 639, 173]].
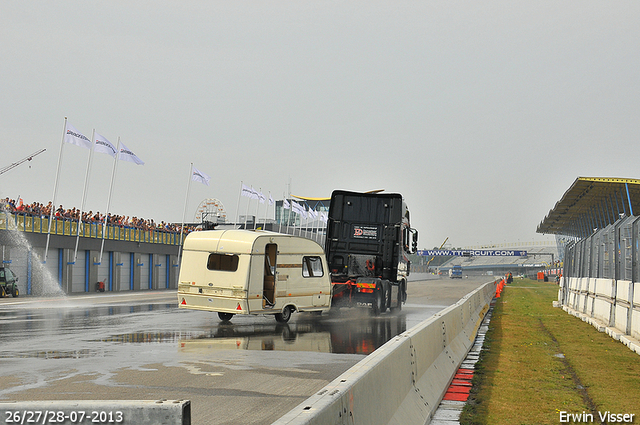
[[302, 256, 324, 278], [207, 253, 239, 272]]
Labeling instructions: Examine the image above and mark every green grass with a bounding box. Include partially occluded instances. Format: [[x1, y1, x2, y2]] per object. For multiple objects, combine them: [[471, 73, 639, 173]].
[[460, 279, 640, 425]]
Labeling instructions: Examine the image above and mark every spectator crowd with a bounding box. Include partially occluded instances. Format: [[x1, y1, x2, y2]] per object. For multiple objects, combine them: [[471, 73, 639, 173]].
[[1, 197, 198, 234]]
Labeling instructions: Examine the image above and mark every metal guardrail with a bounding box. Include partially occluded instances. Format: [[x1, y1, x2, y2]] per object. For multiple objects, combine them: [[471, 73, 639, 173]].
[[0, 212, 181, 245], [563, 215, 640, 281]]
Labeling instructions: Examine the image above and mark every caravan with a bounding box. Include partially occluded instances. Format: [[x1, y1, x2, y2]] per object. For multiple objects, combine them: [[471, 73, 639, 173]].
[[177, 230, 332, 322]]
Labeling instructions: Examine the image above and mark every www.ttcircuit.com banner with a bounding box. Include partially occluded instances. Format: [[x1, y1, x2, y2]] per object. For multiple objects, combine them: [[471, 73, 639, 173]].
[[417, 250, 528, 257]]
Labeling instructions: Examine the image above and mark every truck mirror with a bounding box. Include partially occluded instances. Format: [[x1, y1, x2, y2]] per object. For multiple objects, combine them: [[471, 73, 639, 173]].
[[412, 230, 418, 254]]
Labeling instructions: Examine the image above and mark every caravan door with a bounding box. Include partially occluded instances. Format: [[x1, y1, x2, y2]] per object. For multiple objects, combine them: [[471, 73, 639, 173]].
[[263, 243, 277, 308]]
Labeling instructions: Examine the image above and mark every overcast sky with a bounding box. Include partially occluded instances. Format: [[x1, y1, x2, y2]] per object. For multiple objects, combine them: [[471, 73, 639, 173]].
[[1, 1, 639, 249]]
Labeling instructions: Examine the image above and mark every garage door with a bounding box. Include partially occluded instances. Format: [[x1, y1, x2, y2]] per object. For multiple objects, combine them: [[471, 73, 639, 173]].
[[71, 250, 86, 293], [139, 254, 149, 290], [118, 252, 131, 291]]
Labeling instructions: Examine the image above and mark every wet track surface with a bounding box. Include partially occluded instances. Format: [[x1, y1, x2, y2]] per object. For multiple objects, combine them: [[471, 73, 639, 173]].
[[0, 274, 492, 424]]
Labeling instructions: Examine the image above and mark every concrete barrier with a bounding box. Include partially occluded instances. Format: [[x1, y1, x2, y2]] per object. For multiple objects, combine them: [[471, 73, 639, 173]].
[[562, 277, 640, 355], [273, 280, 496, 425], [0, 400, 190, 425]]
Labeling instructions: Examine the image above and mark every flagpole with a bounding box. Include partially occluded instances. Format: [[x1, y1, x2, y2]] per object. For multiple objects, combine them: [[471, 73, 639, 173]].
[[311, 206, 316, 242], [316, 209, 321, 243], [178, 163, 193, 259], [72, 129, 96, 263], [254, 188, 262, 230], [284, 191, 289, 235], [290, 201, 295, 236], [99, 137, 121, 265], [268, 191, 272, 232], [304, 205, 309, 237], [278, 193, 283, 234], [315, 207, 320, 243], [244, 187, 252, 230], [234, 181, 243, 229], [45, 117, 67, 263], [310, 205, 316, 242], [288, 181, 293, 236], [304, 203, 309, 238], [295, 202, 301, 237]]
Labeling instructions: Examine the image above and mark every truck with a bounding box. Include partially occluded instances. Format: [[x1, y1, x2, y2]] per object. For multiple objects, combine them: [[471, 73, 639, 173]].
[[449, 265, 462, 279], [324, 190, 418, 314], [177, 230, 332, 322]]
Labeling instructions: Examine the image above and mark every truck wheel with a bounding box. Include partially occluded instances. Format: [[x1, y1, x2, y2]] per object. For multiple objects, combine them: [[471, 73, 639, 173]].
[[381, 288, 389, 313], [371, 290, 383, 316], [391, 282, 405, 312], [0, 286, 5, 298], [275, 306, 293, 323], [218, 312, 234, 322], [12, 286, 18, 297], [394, 291, 403, 311]]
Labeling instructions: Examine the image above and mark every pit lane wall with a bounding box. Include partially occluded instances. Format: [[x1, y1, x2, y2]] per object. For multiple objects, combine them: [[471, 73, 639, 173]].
[[0, 231, 179, 294], [273, 280, 497, 425]]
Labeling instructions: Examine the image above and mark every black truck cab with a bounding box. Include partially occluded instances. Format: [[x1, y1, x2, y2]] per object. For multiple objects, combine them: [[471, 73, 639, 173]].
[[325, 190, 417, 314]]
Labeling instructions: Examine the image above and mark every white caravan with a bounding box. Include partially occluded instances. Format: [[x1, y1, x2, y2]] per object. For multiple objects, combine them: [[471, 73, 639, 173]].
[[177, 230, 332, 322]]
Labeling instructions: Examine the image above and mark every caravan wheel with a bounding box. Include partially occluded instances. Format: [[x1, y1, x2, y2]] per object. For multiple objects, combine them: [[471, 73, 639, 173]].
[[275, 306, 293, 323], [218, 312, 234, 322]]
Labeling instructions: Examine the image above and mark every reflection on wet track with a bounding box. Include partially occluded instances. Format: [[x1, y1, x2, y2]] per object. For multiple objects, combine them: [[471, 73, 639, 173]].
[[178, 312, 407, 355]]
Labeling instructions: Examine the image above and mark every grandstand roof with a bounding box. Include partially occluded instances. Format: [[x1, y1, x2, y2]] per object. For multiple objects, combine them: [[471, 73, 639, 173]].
[[537, 177, 640, 237]]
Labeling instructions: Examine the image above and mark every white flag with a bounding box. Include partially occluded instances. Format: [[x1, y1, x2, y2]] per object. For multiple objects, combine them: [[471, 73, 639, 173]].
[[192, 166, 211, 186], [64, 123, 92, 149], [283, 199, 290, 209], [308, 208, 318, 219], [241, 184, 259, 199], [241, 184, 253, 198], [118, 142, 144, 165], [291, 200, 300, 213], [292, 201, 307, 218], [257, 191, 266, 204], [94, 132, 117, 158], [268, 194, 274, 206]]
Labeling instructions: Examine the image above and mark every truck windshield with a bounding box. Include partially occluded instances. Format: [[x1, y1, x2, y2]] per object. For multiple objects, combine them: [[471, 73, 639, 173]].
[[207, 253, 239, 272]]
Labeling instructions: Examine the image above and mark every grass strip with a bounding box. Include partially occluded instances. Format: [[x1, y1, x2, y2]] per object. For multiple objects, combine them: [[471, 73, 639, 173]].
[[460, 278, 640, 425]]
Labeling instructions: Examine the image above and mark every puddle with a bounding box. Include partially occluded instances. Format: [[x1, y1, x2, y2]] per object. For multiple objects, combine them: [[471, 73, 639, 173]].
[[100, 331, 198, 344], [177, 313, 408, 355], [0, 349, 104, 359]]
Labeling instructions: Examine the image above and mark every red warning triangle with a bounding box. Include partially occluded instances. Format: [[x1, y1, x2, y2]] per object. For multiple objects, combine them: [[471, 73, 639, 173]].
[[181, 298, 186, 305], [236, 303, 242, 310]]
